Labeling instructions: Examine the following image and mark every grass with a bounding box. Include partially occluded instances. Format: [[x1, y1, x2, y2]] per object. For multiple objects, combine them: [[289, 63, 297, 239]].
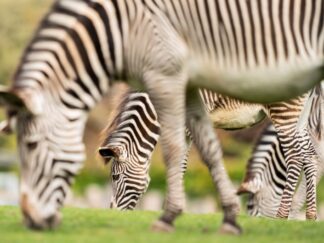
[[0, 206, 323, 243]]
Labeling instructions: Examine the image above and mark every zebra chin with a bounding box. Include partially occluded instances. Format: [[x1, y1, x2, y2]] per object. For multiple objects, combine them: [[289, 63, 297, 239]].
[[20, 192, 62, 230]]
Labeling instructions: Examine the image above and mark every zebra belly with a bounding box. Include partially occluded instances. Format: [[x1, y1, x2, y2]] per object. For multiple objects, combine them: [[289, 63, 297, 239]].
[[209, 105, 266, 130], [188, 59, 324, 103]]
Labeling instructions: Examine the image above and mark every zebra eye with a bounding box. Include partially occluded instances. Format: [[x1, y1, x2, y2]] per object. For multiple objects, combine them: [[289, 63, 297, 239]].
[[112, 174, 120, 181], [26, 141, 38, 150]]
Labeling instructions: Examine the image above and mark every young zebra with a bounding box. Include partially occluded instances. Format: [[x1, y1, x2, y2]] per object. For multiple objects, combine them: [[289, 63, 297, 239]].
[[244, 84, 324, 218], [0, 0, 323, 232], [99, 85, 322, 217]]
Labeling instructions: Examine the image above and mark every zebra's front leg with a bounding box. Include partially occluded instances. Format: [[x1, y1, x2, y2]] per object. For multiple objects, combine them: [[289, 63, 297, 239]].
[[276, 161, 303, 218], [272, 126, 303, 218], [289, 174, 307, 219], [145, 77, 187, 232], [186, 87, 241, 235], [304, 156, 318, 220]]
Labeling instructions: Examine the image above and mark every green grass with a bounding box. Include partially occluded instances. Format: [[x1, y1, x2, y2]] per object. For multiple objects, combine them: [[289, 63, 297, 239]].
[[0, 206, 323, 243]]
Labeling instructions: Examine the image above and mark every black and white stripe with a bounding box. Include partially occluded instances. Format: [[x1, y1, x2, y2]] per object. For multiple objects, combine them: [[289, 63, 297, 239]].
[[242, 85, 324, 218], [99, 91, 160, 210], [0, 0, 323, 231], [99, 85, 322, 220]]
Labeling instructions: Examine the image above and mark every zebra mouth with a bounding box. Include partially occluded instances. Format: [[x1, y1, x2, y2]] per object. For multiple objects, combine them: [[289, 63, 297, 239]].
[[23, 210, 61, 231]]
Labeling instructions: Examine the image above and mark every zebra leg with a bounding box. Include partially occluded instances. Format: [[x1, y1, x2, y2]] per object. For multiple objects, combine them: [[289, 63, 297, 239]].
[[145, 77, 187, 232], [276, 159, 303, 219], [274, 127, 317, 219], [289, 174, 306, 219], [291, 129, 324, 220], [290, 156, 320, 219], [185, 87, 241, 235], [304, 158, 318, 220], [267, 97, 318, 219]]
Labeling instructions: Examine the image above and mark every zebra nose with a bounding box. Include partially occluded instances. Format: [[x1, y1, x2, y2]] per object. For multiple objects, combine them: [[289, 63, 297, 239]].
[[23, 211, 61, 230], [21, 193, 61, 230]]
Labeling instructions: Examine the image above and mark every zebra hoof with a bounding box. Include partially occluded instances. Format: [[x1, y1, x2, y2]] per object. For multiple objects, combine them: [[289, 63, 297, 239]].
[[218, 222, 242, 235], [306, 213, 317, 221], [151, 220, 175, 233], [276, 212, 289, 219]]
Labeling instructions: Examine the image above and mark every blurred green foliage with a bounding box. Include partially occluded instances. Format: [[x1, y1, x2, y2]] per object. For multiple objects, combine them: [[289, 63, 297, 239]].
[[0, 0, 51, 84]]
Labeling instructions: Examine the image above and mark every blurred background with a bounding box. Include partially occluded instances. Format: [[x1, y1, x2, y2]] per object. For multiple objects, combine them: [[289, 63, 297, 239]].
[[1, 0, 323, 215]]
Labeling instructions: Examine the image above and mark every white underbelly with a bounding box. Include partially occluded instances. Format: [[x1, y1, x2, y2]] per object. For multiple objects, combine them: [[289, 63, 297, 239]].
[[209, 105, 266, 130], [189, 57, 324, 103]]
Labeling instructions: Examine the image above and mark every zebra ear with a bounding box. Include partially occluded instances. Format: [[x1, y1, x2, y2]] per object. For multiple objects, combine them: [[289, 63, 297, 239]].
[[0, 86, 43, 115], [0, 120, 14, 134], [237, 180, 261, 195], [98, 146, 121, 164], [237, 183, 254, 195], [0, 86, 26, 109]]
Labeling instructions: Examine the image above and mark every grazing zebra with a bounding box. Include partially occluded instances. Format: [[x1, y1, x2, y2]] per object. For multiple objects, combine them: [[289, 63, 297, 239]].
[[0, 0, 323, 233], [99, 85, 321, 218], [100, 91, 160, 210], [243, 84, 324, 218]]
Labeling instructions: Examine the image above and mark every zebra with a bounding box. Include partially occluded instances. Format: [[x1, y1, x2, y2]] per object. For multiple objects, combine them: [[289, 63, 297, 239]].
[[100, 90, 160, 210], [99, 85, 321, 218], [99, 88, 191, 210], [243, 84, 324, 218], [0, 0, 323, 233]]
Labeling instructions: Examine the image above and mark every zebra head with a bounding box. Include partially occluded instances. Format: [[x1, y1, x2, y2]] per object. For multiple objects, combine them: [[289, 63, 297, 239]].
[[99, 143, 151, 210], [98, 91, 160, 210], [244, 186, 281, 218], [238, 175, 282, 218], [0, 86, 86, 230]]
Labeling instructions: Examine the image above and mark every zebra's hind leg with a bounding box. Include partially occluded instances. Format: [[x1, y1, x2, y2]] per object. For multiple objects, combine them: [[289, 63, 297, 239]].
[[145, 76, 187, 232], [185, 87, 241, 235], [276, 161, 303, 218]]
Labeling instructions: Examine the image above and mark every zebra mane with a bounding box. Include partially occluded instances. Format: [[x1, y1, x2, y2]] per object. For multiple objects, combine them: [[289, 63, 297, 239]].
[[99, 84, 133, 148]]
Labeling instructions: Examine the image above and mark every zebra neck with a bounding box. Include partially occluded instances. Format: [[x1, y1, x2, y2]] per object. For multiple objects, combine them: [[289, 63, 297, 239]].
[[13, 0, 128, 111]]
